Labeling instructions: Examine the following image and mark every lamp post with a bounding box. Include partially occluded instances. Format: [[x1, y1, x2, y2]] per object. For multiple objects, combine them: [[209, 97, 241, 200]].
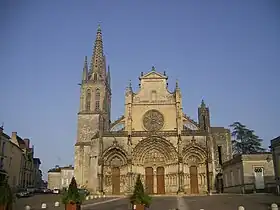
[[203, 115, 211, 195]]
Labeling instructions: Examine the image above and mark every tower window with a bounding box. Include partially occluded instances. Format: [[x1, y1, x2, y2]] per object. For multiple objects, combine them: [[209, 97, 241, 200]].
[[95, 101, 100, 111], [218, 146, 223, 165], [93, 74, 97, 81], [95, 89, 100, 100], [85, 90, 91, 111]]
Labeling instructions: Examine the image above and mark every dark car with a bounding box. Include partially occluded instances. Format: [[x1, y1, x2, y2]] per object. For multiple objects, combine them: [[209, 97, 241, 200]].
[[78, 188, 90, 196], [16, 191, 31, 198]]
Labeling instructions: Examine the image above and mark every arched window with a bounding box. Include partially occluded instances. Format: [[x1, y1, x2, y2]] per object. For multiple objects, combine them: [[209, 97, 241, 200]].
[[95, 89, 100, 111], [95, 101, 100, 111], [93, 73, 97, 81], [95, 89, 100, 100], [85, 90, 91, 111]]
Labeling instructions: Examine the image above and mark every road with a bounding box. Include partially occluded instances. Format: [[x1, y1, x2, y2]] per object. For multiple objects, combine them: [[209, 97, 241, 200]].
[[183, 194, 280, 210], [14, 193, 280, 210], [83, 196, 178, 210]]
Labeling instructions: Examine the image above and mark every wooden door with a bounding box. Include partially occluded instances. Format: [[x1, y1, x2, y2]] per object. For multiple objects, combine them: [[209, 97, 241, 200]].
[[156, 167, 165, 194], [190, 166, 199, 194], [145, 167, 154, 194], [112, 167, 120, 194]]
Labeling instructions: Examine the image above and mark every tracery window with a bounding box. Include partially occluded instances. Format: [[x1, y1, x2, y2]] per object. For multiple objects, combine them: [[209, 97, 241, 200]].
[[93, 73, 97, 81], [85, 90, 91, 111], [95, 89, 100, 111], [95, 101, 100, 111]]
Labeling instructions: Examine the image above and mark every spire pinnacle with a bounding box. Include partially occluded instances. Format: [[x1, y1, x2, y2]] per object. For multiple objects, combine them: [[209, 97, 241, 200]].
[[90, 24, 105, 78], [175, 79, 179, 89], [82, 56, 88, 81], [201, 99, 206, 108]]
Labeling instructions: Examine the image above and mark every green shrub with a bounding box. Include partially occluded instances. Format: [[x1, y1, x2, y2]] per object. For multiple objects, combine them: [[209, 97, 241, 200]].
[[62, 177, 85, 205]]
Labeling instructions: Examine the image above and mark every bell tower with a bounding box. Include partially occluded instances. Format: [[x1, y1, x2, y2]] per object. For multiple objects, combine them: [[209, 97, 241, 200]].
[[74, 25, 111, 189]]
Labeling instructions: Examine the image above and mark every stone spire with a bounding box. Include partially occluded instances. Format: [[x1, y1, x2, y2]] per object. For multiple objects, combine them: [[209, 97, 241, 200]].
[[82, 56, 88, 82], [107, 65, 111, 86], [90, 24, 106, 77]]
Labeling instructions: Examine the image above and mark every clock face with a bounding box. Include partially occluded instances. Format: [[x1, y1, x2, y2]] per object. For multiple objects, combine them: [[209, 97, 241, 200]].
[[143, 110, 164, 131]]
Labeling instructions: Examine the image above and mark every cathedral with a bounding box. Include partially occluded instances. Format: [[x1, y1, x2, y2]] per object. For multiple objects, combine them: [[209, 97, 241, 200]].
[[74, 25, 232, 195]]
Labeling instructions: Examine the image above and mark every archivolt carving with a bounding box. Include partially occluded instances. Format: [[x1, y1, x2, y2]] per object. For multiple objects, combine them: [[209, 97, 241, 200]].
[[102, 146, 128, 166], [132, 136, 178, 164], [182, 144, 206, 164]]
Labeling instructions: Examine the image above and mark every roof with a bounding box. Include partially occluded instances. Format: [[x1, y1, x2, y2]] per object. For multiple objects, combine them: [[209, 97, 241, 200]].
[[271, 136, 280, 148], [33, 158, 41, 164], [223, 152, 272, 168], [48, 167, 61, 173]]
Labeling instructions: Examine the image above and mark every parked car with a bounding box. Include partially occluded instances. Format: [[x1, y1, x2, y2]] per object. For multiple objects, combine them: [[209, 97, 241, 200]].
[[42, 188, 52, 194], [53, 188, 60, 194], [16, 190, 31, 198], [78, 188, 90, 196]]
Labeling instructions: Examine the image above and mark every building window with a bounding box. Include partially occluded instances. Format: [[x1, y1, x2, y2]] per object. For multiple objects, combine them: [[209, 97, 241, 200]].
[[230, 170, 234, 186], [151, 90, 157, 101], [93, 73, 97, 81], [9, 157, 12, 167], [0, 157, 4, 169], [85, 90, 91, 111], [218, 146, 223, 165], [95, 89, 100, 100], [95, 101, 100, 111]]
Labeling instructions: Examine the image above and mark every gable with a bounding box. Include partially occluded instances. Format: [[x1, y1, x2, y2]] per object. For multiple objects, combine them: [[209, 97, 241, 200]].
[[140, 71, 167, 80]]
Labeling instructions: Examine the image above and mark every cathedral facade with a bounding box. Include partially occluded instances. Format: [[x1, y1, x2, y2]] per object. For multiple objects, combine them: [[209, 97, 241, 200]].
[[74, 26, 232, 195]]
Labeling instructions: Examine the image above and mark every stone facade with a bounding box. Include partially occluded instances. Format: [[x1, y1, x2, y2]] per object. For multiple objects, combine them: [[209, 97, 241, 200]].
[[74, 26, 232, 195], [0, 127, 42, 191], [222, 153, 275, 194], [270, 136, 280, 194]]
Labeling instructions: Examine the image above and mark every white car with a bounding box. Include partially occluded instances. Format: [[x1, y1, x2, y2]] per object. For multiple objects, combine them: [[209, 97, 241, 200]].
[[53, 188, 60, 194]]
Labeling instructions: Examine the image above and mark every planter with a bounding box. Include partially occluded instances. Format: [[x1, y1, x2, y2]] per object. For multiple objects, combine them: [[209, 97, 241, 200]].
[[65, 203, 81, 210], [135, 204, 145, 210], [0, 204, 7, 210]]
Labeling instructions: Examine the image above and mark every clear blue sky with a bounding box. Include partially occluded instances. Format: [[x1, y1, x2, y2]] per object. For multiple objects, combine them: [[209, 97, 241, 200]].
[[0, 1, 279, 179]]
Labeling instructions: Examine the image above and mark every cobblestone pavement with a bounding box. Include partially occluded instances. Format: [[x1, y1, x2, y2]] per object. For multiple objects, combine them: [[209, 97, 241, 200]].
[[14, 194, 120, 210], [83, 196, 178, 210], [183, 194, 280, 210]]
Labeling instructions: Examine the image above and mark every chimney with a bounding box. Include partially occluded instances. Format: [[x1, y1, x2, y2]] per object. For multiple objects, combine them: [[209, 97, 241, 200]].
[[11, 132, 19, 147], [24, 138, 30, 148]]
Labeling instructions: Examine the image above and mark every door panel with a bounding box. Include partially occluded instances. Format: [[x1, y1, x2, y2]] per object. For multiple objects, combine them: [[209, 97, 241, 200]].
[[156, 167, 165, 194], [190, 166, 199, 194], [145, 167, 154, 194], [112, 167, 120, 194]]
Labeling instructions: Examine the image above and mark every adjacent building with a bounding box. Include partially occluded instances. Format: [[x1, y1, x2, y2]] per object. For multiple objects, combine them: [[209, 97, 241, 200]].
[[47, 165, 74, 190], [33, 158, 43, 188], [74, 25, 232, 195], [270, 136, 280, 194], [0, 127, 23, 191], [0, 126, 43, 191], [222, 153, 275, 194]]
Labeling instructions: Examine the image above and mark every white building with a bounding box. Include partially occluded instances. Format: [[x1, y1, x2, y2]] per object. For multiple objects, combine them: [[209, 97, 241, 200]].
[[47, 165, 74, 190]]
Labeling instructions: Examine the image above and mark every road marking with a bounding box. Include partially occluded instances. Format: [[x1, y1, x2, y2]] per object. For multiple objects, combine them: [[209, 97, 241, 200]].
[[82, 197, 125, 208]]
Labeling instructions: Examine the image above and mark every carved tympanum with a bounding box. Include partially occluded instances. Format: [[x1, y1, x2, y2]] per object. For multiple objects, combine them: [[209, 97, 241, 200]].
[[143, 109, 164, 131]]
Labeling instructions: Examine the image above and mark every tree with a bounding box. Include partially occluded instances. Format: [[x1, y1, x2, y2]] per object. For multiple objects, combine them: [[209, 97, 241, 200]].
[[230, 122, 266, 154], [130, 175, 152, 207]]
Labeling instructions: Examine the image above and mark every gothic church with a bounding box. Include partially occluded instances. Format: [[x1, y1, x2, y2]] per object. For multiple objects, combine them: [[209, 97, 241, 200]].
[[74, 25, 232, 195]]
